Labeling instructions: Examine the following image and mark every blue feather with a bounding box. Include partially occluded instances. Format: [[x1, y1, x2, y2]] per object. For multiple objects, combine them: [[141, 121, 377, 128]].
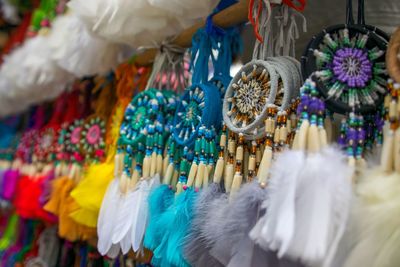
[[152, 188, 197, 267], [144, 184, 174, 251]]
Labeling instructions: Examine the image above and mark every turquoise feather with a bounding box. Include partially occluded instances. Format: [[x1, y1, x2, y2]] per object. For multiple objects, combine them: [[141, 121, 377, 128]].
[[144, 184, 174, 251], [152, 188, 197, 267]]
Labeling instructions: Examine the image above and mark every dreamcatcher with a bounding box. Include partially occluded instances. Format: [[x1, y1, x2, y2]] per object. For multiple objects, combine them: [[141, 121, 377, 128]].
[[250, 1, 388, 267], [97, 45, 185, 257]]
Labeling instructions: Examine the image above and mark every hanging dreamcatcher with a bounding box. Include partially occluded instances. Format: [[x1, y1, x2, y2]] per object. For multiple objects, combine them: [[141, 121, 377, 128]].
[[97, 45, 185, 257], [250, 1, 388, 267], [147, 18, 242, 267], [80, 74, 117, 162]]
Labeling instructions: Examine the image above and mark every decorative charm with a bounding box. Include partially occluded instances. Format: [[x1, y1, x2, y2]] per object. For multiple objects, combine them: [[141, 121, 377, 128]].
[[81, 117, 106, 161]]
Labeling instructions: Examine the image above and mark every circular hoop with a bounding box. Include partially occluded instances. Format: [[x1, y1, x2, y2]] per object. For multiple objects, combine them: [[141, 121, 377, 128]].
[[119, 88, 169, 148], [172, 83, 221, 147], [223, 60, 278, 135], [302, 24, 388, 114]]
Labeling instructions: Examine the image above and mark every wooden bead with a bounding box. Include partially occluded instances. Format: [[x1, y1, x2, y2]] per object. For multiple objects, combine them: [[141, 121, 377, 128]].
[[163, 163, 174, 185], [156, 154, 163, 175], [187, 162, 198, 187], [142, 156, 151, 178], [257, 146, 272, 185], [220, 134, 227, 148], [236, 145, 244, 161], [213, 157, 224, 183], [150, 151, 157, 177], [229, 172, 243, 201], [224, 163, 234, 193], [195, 162, 205, 189]]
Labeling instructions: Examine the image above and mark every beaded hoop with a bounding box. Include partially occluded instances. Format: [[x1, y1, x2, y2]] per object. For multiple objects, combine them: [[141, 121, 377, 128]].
[[173, 83, 221, 147], [223, 60, 278, 135], [386, 27, 400, 83], [81, 116, 106, 161], [119, 88, 172, 148], [301, 0, 388, 114], [64, 119, 84, 162], [302, 25, 387, 114]]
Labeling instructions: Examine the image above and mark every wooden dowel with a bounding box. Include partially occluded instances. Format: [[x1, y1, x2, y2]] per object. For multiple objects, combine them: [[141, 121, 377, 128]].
[[135, 0, 249, 66]]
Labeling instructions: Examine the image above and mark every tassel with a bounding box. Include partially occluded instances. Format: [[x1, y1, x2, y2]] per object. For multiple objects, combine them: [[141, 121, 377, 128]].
[[144, 184, 174, 250]]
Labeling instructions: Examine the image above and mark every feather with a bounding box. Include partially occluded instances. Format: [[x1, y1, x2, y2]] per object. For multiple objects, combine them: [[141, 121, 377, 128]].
[[111, 184, 136, 245], [120, 226, 132, 255], [106, 243, 121, 259], [183, 182, 224, 267], [144, 183, 174, 250], [131, 174, 160, 252], [251, 150, 305, 255], [97, 178, 120, 255], [331, 169, 400, 267], [209, 181, 267, 266], [152, 188, 197, 267], [198, 191, 230, 265], [281, 147, 353, 267]]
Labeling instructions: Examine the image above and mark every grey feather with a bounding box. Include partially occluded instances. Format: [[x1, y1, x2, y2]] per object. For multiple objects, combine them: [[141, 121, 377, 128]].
[[183, 182, 224, 267], [210, 181, 267, 266]]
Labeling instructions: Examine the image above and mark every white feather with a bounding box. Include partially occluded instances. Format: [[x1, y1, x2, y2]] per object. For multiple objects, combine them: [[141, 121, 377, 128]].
[[106, 243, 121, 259], [131, 174, 160, 252], [111, 187, 136, 244], [332, 169, 400, 267], [284, 147, 353, 266], [251, 150, 305, 254], [97, 179, 120, 255]]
